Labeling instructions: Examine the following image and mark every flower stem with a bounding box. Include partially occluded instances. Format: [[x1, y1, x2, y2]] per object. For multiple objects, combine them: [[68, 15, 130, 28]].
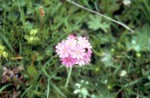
[[65, 67, 72, 88]]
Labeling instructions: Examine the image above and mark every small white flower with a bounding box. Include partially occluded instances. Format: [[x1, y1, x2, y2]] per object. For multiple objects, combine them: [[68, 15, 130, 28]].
[[136, 96, 139, 98], [107, 85, 112, 90], [132, 39, 136, 44], [95, 83, 98, 86], [123, 0, 131, 6], [75, 83, 81, 88], [85, 81, 89, 85], [120, 70, 127, 77], [104, 80, 108, 84], [91, 94, 96, 98], [81, 80, 84, 83], [81, 88, 89, 95], [73, 89, 80, 94]]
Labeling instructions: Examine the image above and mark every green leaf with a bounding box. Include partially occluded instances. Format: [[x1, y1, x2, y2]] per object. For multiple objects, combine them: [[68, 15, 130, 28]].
[[51, 82, 67, 98], [87, 15, 110, 32], [24, 22, 33, 30], [17, 0, 26, 7], [133, 24, 150, 51], [101, 52, 113, 67], [27, 65, 38, 77], [100, 0, 120, 15], [0, 32, 15, 54], [0, 83, 12, 93], [125, 24, 150, 52]]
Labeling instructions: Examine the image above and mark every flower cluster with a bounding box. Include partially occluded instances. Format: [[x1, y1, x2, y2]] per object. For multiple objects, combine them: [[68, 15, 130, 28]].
[[2, 65, 24, 84], [56, 35, 92, 67], [120, 70, 127, 77], [123, 0, 131, 6], [74, 80, 89, 97], [0, 44, 8, 58], [24, 29, 40, 44]]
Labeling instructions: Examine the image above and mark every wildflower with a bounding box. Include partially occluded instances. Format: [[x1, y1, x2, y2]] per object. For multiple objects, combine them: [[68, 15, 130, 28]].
[[0, 44, 8, 58], [120, 70, 127, 77], [107, 85, 112, 90], [61, 56, 77, 67], [72, 45, 85, 59], [0, 45, 5, 51], [77, 37, 92, 49], [39, 7, 45, 17], [56, 40, 71, 58], [73, 80, 89, 97], [1, 66, 25, 90], [136, 96, 139, 98], [76, 59, 85, 66], [83, 49, 92, 64], [136, 52, 141, 58], [73, 89, 80, 94], [2, 51, 8, 58], [30, 29, 38, 35], [55, 35, 92, 67], [123, 0, 131, 6], [91, 94, 97, 98], [66, 37, 77, 48], [24, 29, 40, 44]]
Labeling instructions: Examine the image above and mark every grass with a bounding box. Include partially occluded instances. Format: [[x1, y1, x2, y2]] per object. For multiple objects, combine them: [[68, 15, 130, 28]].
[[0, 0, 150, 98]]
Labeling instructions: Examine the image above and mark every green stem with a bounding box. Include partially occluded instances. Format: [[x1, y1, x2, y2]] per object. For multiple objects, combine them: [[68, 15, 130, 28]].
[[65, 67, 72, 88]]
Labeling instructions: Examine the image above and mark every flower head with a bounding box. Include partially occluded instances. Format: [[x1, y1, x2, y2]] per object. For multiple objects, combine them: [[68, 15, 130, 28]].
[[77, 37, 92, 49], [123, 0, 131, 6], [120, 70, 127, 77], [61, 56, 77, 67], [72, 45, 85, 59], [55, 35, 92, 67]]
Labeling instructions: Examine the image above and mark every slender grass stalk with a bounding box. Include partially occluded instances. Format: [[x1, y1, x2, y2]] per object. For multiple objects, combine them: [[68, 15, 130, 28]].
[[47, 77, 51, 98], [66, 0, 134, 33], [0, 57, 1, 84], [0, 83, 12, 93], [21, 85, 33, 98], [16, 0, 26, 28], [65, 67, 72, 88]]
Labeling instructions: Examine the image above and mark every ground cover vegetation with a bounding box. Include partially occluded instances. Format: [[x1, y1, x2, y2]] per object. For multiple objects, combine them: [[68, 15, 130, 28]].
[[0, 0, 150, 98]]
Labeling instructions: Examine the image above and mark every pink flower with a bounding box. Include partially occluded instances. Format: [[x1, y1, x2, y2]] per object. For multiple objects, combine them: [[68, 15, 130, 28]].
[[84, 49, 92, 64], [76, 59, 85, 66], [55, 35, 92, 67], [66, 36, 77, 48], [67, 35, 76, 40], [77, 37, 92, 49], [56, 40, 70, 58], [72, 45, 85, 59], [61, 56, 77, 67]]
